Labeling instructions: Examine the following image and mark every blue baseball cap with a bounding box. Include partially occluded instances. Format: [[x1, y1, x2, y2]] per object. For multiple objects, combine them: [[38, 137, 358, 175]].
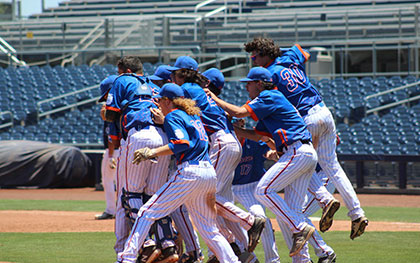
[[203, 68, 224, 90], [98, 75, 118, 102], [240, 67, 272, 82], [167, 56, 198, 71], [153, 83, 184, 99], [150, 65, 172, 81]]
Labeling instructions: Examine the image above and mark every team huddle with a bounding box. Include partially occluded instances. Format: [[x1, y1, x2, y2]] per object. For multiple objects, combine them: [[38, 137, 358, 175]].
[[97, 37, 369, 263]]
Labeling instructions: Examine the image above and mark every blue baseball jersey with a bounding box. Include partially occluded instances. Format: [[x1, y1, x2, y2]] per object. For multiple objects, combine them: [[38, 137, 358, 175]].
[[148, 81, 161, 96], [181, 82, 231, 135], [233, 139, 270, 185], [267, 44, 322, 117], [244, 89, 311, 151], [105, 74, 156, 139], [103, 121, 121, 148], [164, 109, 210, 165]]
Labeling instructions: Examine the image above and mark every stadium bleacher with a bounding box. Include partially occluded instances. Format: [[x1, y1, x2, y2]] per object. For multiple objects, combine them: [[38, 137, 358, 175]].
[[0, 63, 419, 158]]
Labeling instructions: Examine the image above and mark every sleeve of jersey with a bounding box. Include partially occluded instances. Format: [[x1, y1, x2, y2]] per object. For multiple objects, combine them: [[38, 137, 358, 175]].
[[244, 94, 273, 121], [254, 121, 272, 138], [109, 122, 121, 141], [105, 79, 124, 113], [164, 115, 191, 155], [293, 44, 311, 64]]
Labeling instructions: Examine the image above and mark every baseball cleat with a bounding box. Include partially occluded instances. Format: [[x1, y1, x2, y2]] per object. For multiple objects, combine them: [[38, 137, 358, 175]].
[[178, 251, 203, 263], [229, 242, 242, 257], [95, 211, 115, 220], [319, 199, 340, 232], [205, 255, 219, 263], [318, 252, 336, 263], [350, 216, 369, 240], [238, 251, 259, 263], [289, 225, 315, 257], [247, 216, 266, 252]]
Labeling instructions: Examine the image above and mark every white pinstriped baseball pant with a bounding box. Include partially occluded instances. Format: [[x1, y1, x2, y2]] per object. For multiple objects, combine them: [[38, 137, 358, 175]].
[[118, 161, 240, 263], [232, 182, 280, 263], [255, 141, 317, 263], [114, 126, 171, 255], [278, 170, 336, 262], [167, 157, 202, 255], [101, 148, 118, 216], [209, 130, 252, 251], [305, 104, 365, 221]]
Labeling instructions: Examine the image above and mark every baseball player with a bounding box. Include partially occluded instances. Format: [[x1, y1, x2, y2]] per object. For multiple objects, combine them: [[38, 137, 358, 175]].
[[149, 64, 205, 262], [244, 37, 368, 239], [205, 67, 318, 260], [231, 118, 281, 263], [150, 65, 172, 88], [103, 56, 172, 261], [117, 83, 240, 263], [169, 58, 266, 256], [201, 68, 258, 262], [96, 75, 120, 220]]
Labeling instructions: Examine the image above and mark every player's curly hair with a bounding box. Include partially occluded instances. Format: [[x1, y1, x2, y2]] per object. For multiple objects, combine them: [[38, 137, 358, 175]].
[[172, 97, 201, 116], [244, 37, 282, 59], [173, 68, 208, 87], [117, 56, 144, 74], [261, 81, 276, 90]]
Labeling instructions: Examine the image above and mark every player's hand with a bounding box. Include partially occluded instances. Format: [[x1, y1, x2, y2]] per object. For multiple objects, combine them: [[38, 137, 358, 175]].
[[100, 104, 106, 121], [264, 149, 282, 161], [133, 147, 157, 164], [203, 88, 215, 100], [151, 108, 164, 125], [109, 158, 117, 169]]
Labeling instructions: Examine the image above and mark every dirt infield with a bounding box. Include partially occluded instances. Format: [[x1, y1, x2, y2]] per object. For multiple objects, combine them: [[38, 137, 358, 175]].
[[1, 187, 420, 233]]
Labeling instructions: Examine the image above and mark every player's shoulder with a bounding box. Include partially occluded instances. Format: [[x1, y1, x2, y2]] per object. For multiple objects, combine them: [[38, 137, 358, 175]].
[[167, 109, 187, 121]]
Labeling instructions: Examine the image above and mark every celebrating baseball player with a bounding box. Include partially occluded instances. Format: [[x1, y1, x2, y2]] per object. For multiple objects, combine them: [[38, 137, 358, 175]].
[[169, 58, 266, 257], [103, 56, 173, 261], [149, 64, 205, 263], [117, 83, 240, 263], [96, 75, 120, 220], [244, 37, 368, 240], [231, 118, 281, 263], [205, 67, 318, 260]]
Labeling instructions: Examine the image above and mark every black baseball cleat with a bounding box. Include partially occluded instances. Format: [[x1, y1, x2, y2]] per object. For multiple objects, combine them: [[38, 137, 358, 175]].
[[318, 252, 336, 263], [94, 211, 114, 220], [229, 242, 242, 257], [247, 216, 266, 252], [205, 256, 219, 263]]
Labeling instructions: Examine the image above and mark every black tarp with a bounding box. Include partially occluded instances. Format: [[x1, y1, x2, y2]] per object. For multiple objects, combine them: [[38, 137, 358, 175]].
[[0, 140, 93, 188]]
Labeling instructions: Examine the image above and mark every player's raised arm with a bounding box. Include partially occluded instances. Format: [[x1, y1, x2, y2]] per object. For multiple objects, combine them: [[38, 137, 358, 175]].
[[204, 88, 249, 118]]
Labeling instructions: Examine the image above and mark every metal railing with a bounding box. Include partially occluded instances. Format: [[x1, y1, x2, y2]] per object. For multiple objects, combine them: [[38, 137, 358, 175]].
[[0, 37, 26, 66], [0, 111, 13, 130], [61, 20, 106, 66], [36, 85, 100, 120], [194, 0, 232, 41]]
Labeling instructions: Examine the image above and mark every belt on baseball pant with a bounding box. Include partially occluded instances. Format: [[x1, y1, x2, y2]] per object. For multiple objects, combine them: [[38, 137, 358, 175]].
[[209, 129, 228, 143], [301, 101, 326, 117], [177, 160, 212, 169], [278, 139, 311, 154]]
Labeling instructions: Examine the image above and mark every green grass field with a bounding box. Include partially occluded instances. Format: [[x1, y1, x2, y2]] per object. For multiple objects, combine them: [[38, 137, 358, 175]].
[[1, 199, 419, 263]]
